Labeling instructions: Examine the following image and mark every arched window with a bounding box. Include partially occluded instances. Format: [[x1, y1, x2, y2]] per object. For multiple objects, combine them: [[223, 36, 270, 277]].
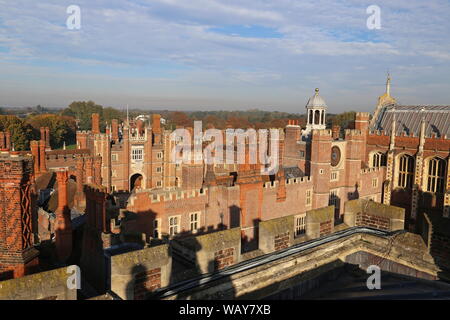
[[372, 152, 386, 167], [426, 157, 446, 193], [398, 154, 414, 188], [314, 110, 320, 125], [321, 110, 325, 124]]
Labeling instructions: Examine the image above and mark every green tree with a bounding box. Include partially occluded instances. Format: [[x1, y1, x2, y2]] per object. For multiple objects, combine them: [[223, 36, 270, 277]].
[[0, 115, 34, 151], [329, 111, 356, 129], [25, 114, 77, 149], [102, 107, 125, 130], [62, 101, 103, 131]]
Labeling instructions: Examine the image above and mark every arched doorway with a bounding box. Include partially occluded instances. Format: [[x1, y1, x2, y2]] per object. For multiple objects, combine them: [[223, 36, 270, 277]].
[[130, 173, 143, 191]]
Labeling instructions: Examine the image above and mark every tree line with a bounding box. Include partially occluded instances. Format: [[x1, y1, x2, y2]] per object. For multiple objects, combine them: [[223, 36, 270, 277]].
[[0, 101, 358, 151]]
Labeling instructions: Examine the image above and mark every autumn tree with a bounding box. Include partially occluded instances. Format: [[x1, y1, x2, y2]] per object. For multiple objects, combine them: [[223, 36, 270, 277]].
[[102, 107, 125, 129], [168, 111, 193, 127], [329, 111, 356, 129], [62, 101, 103, 131], [25, 114, 77, 149], [0, 115, 34, 151]]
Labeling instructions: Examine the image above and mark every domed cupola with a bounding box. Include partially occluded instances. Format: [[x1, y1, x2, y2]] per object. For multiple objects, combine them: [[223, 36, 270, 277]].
[[304, 88, 327, 134]]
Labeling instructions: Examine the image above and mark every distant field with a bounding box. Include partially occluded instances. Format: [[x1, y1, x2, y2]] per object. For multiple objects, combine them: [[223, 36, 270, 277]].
[[56, 144, 77, 150]]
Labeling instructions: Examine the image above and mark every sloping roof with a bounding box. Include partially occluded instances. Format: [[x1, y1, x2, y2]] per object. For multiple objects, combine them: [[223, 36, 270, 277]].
[[284, 166, 304, 179], [35, 172, 55, 190], [371, 105, 450, 137]]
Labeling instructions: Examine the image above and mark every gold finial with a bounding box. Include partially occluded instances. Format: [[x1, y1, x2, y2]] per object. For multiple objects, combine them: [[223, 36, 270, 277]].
[[315, 88, 319, 94]]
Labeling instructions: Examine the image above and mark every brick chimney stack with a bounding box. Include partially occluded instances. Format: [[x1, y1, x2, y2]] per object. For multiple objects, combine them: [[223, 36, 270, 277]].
[[40, 127, 46, 144], [39, 140, 47, 173], [94, 156, 102, 185], [0, 154, 39, 279], [85, 157, 94, 184], [152, 114, 162, 144], [111, 119, 119, 142], [30, 140, 40, 175], [0, 132, 4, 149], [76, 157, 84, 194], [92, 113, 100, 134], [55, 169, 72, 262], [332, 125, 341, 140], [4, 131, 11, 150], [45, 127, 51, 150], [276, 138, 287, 202], [152, 114, 161, 133]]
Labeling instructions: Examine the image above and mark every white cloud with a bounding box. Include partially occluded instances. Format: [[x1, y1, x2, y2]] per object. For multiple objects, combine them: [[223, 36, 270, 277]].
[[0, 0, 449, 111]]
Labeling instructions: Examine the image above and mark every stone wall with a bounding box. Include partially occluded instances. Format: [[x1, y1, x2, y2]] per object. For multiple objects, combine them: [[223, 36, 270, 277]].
[[163, 232, 440, 300], [344, 199, 405, 231], [172, 228, 241, 274], [421, 212, 450, 273], [0, 266, 78, 300], [109, 244, 171, 300], [306, 206, 335, 239], [259, 215, 294, 254]]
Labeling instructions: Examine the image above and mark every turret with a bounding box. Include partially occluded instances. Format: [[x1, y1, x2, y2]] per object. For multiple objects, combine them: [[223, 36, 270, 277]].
[[304, 88, 327, 136]]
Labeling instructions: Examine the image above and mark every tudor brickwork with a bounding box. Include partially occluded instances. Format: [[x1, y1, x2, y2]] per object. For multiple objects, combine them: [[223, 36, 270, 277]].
[[0, 152, 39, 280]]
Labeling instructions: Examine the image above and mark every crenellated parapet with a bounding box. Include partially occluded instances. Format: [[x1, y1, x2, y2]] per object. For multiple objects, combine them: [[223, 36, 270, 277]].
[[286, 176, 312, 185], [311, 129, 332, 139], [147, 188, 208, 204], [360, 167, 383, 174], [263, 180, 279, 188], [344, 129, 364, 140]]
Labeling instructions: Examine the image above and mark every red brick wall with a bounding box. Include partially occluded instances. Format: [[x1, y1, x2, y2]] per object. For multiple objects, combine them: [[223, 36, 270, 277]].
[[134, 267, 161, 300], [0, 155, 38, 280], [356, 213, 390, 230], [91, 113, 100, 134], [214, 248, 235, 270], [319, 221, 332, 236], [274, 232, 290, 251]]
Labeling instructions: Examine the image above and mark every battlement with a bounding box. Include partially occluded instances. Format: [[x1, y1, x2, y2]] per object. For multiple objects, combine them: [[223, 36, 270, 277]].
[[263, 180, 279, 188], [312, 129, 332, 136], [262, 176, 311, 189], [369, 129, 390, 136], [344, 129, 364, 136], [361, 167, 383, 174], [0, 150, 31, 161], [129, 132, 148, 142], [368, 129, 448, 140], [76, 130, 91, 135], [355, 112, 370, 119], [137, 188, 209, 204], [93, 133, 111, 141], [46, 149, 90, 157], [286, 176, 312, 185]]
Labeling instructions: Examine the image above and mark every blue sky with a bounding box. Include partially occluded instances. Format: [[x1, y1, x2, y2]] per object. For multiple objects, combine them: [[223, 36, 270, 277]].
[[0, 0, 450, 113]]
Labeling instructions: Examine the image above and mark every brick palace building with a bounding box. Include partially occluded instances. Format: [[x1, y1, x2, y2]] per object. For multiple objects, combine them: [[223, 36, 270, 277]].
[[0, 76, 448, 281]]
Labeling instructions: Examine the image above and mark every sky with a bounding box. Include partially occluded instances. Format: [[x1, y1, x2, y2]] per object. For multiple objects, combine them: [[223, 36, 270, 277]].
[[0, 0, 450, 113]]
